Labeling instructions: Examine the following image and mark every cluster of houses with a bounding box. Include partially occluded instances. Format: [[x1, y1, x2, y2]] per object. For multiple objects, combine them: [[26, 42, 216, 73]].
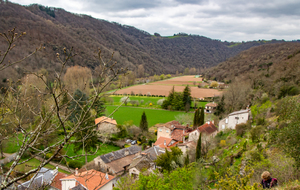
[[17, 106, 251, 190]]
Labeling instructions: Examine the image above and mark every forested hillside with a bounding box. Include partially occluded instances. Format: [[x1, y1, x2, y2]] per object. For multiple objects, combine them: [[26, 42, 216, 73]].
[[0, 1, 287, 84]]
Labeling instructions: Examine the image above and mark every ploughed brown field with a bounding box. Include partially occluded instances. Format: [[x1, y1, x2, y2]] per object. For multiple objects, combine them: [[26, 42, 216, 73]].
[[114, 76, 223, 98]]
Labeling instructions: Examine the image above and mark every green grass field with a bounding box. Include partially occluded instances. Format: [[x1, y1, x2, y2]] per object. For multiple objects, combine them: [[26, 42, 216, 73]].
[[3, 134, 23, 153], [107, 95, 208, 108], [105, 105, 194, 127], [6, 158, 71, 174], [64, 143, 120, 165]]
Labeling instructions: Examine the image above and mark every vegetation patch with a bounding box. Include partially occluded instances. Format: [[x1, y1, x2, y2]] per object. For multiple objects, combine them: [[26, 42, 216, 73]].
[[105, 105, 193, 127]]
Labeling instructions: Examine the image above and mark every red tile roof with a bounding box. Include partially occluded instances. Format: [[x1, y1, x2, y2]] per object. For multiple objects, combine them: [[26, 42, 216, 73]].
[[61, 169, 115, 190], [95, 116, 117, 125], [197, 122, 218, 134], [51, 172, 68, 190], [154, 137, 173, 148], [171, 129, 186, 141]]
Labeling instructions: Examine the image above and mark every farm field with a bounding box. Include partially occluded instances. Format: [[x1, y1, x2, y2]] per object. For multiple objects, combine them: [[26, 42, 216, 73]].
[[150, 75, 203, 86], [105, 105, 194, 127], [113, 75, 222, 99]]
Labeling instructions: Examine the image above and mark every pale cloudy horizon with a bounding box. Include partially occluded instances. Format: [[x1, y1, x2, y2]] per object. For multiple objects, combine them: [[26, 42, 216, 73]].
[[8, 0, 300, 42]]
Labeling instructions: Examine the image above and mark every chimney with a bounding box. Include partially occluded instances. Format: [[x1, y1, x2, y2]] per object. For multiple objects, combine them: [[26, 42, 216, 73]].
[[212, 120, 214, 124], [164, 140, 166, 146], [207, 121, 210, 124], [183, 129, 185, 134], [105, 173, 109, 180], [75, 168, 78, 175]]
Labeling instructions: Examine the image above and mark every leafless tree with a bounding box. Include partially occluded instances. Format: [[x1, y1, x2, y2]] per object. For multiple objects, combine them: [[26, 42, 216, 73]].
[[0, 29, 125, 189]]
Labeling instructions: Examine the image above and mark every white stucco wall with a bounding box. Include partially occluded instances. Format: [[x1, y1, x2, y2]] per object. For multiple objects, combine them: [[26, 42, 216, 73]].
[[99, 180, 115, 190], [227, 112, 249, 129], [61, 179, 76, 190]]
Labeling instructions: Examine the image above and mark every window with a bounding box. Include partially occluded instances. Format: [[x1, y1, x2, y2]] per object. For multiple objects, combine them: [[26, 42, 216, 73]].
[[166, 130, 169, 133], [159, 129, 162, 132], [222, 125, 225, 129], [225, 119, 228, 124]]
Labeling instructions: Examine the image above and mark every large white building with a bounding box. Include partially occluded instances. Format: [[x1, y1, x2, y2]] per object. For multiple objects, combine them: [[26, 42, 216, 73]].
[[219, 109, 251, 131]]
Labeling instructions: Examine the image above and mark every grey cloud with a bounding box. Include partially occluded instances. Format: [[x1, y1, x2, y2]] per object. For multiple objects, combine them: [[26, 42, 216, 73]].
[[81, 0, 163, 12], [174, 0, 208, 5]]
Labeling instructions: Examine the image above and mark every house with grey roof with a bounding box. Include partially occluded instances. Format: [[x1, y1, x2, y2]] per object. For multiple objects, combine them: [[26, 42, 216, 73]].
[[93, 146, 141, 176], [219, 109, 251, 131], [128, 146, 165, 179], [18, 167, 58, 190]]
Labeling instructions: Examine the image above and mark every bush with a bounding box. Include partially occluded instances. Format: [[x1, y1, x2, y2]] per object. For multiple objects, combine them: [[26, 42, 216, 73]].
[[68, 160, 83, 169], [250, 125, 264, 143], [236, 122, 250, 137], [220, 140, 226, 147]]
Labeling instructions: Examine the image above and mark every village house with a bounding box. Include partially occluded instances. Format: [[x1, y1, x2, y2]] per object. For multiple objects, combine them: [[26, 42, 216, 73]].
[[18, 167, 58, 190], [154, 136, 178, 149], [156, 120, 180, 139], [128, 146, 165, 179], [156, 120, 192, 142], [95, 116, 118, 134], [93, 146, 141, 176], [188, 121, 218, 142], [205, 102, 217, 113], [177, 141, 197, 156], [60, 169, 116, 190], [218, 109, 250, 131]]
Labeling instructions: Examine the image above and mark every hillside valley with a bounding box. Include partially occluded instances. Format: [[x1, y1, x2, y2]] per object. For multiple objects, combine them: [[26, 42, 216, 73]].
[[0, 1, 289, 84]]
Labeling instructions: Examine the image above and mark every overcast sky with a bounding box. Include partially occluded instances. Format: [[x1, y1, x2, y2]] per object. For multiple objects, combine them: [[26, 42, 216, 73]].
[[9, 0, 300, 42]]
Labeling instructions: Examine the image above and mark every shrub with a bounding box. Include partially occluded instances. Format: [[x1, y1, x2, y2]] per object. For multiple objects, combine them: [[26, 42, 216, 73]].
[[220, 140, 226, 147], [68, 160, 83, 169], [250, 125, 264, 143], [157, 98, 165, 106], [236, 122, 250, 137]]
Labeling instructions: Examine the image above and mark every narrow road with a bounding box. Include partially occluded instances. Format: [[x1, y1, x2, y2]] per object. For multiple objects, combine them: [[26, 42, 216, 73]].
[[0, 153, 17, 165]]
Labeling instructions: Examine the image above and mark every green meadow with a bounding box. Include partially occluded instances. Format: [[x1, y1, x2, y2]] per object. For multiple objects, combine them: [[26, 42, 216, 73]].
[[105, 105, 194, 127], [106, 95, 208, 108]]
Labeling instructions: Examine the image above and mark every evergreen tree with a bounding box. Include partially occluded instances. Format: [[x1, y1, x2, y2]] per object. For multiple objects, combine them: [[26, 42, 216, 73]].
[[162, 86, 175, 109], [73, 109, 98, 164], [196, 133, 202, 160], [184, 154, 190, 166], [183, 85, 192, 112], [199, 106, 205, 126], [193, 108, 200, 129], [68, 89, 88, 122], [139, 111, 148, 132], [93, 97, 106, 118]]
